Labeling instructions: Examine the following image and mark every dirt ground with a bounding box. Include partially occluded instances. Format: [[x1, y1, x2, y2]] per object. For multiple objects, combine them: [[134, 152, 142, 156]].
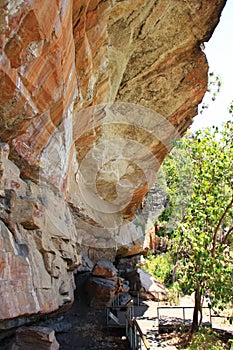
[[46, 272, 130, 350], [0, 274, 232, 349], [48, 275, 233, 349]]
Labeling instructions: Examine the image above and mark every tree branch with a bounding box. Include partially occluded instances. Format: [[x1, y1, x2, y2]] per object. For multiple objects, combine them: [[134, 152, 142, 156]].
[[222, 225, 233, 245], [212, 194, 233, 257]]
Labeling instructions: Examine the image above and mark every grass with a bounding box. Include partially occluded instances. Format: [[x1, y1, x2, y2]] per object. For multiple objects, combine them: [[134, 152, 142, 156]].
[[187, 327, 230, 349], [158, 326, 232, 349]]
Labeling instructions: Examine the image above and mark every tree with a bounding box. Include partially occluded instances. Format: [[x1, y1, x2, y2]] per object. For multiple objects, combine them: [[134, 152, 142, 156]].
[[161, 122, 233, 331], [199, 73, 222, 113]]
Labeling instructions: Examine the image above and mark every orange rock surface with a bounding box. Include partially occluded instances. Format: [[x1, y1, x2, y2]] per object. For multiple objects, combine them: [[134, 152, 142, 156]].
[[0, 0, 226, 325]]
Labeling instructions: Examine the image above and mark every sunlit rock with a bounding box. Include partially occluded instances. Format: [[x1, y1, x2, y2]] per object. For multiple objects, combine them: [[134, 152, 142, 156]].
[[0, 0, 226, 324]]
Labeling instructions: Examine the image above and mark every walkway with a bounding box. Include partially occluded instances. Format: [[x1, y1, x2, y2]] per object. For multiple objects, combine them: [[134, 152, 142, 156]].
[[134, 302, 177, 349], [131, 297, 232, 349]]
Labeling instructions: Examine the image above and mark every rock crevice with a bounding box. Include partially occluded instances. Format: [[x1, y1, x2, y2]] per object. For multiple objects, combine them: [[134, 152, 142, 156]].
[[0, 0, 227, 325]]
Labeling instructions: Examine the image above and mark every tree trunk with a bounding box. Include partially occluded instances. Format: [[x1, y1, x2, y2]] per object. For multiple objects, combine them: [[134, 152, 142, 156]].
[[192, 288, 202, 332], [172, 241, 181, 283], [172, 261, 178, 283]]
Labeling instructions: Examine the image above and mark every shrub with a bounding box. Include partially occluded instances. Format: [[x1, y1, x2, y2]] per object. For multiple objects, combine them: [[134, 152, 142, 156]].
[[144, 252, 173, 286], [188, 328, 228, 350]]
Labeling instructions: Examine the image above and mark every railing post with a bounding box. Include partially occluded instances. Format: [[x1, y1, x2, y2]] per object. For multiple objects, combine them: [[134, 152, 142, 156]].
[[125, 301, 151, 350], [157, 307, 160, 328], [130, 326, 133, 349], [209, 307, 212, 327], [139, 335, 142, 350], [134, 322, 137, 350], [183, 307, 185, 324], [132, 323, 134, 350]]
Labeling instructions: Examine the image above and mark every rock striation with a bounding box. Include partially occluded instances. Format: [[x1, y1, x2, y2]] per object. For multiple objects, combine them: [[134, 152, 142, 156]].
[[0, 0, 226, 325]]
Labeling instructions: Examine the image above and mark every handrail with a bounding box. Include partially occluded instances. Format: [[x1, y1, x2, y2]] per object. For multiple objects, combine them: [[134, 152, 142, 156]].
[[107, 298, 134, 327], [125, 310, 133, 328], [107, 296, 151, 349], [125, 301, 150, 350], [130, 290, 161, 305], [157, 306, 211, 309], [133, 317, 150, 350], [157, 306, 212, 326]]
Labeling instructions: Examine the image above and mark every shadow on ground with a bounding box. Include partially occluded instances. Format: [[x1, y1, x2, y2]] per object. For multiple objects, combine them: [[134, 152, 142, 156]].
[[54, 272, 130, 350], [0, 272, 130, 350]]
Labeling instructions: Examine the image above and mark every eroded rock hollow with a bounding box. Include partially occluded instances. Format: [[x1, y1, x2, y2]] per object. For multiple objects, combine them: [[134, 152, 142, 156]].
[[0, 0, 226, 326]]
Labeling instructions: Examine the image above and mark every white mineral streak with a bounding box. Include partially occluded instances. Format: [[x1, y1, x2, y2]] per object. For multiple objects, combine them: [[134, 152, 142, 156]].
[[26, 257, 40, 312]]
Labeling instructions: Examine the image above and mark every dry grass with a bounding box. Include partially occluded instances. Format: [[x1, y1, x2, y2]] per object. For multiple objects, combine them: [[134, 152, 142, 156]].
[[158, 326, 232, 349]]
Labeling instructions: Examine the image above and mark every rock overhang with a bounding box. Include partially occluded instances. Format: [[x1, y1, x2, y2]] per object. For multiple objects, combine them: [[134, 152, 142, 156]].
[[0, 0, 227, 324]]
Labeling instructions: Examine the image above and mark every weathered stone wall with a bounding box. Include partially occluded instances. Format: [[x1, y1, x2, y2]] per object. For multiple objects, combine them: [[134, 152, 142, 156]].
[[0, 0, 226, 325]]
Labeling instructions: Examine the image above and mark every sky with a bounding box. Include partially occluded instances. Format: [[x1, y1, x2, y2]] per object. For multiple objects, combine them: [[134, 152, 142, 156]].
[[190, 0, 233, 131]]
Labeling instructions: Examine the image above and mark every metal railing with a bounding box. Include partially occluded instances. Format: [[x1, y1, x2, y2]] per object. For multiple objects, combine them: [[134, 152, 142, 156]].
[[107, 297, 151, 349], [130, 290, 162, 306], [106, 296, 134, 328], [157, 306, 212, 326], [125, 301, 150, 350]]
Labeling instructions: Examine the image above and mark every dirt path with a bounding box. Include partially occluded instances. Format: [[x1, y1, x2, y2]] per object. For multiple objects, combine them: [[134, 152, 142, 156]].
[[1, 275, 231, 349], [51, 273, 130, 350]]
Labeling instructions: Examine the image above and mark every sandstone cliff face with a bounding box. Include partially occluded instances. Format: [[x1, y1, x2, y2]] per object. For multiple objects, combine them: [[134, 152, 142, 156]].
[[0, 0, 226, 325]]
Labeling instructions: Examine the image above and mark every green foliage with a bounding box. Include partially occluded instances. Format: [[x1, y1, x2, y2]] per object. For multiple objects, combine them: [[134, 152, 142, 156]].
[[157, 134, 193, 236], [144, 252, 173, 286], [200, 72, 222, 113], [188, 328, 228, 350], [168, 282, 182, 305], [229, 101, 233, 115], [159, 121, 233, 328]]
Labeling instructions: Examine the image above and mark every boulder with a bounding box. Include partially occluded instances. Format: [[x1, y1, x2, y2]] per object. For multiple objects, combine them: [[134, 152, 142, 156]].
[[12, 326, 59, 350], [85, 276, 118, 308], [92, 260, 118, 278], [125, 268, 168, 301], [85, 260, 130, 308], [116, 256, 141, 273]]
